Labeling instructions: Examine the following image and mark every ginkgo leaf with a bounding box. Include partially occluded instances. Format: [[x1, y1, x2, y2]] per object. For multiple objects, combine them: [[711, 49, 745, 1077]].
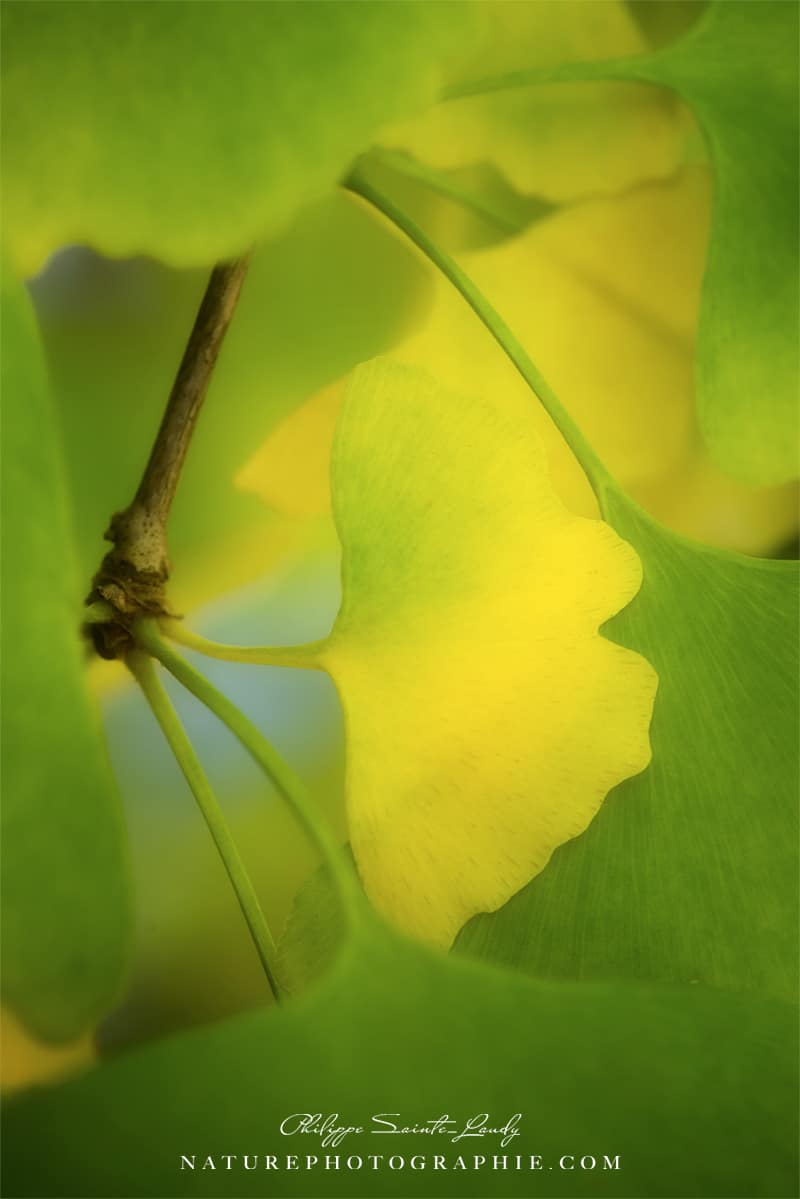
[[241, 173, 705, 522], [387, 170, 705, 513], [251, 170, 797, 554], [4, 916, 797, 1199], [383, 162, 798, 548], [1, 265, 132, 1041], [384, 163, 796, 548], [1, 0, 476, 272], [460, 496, 799, 1002], [599, 0, 800, 485], [446, 0, 654, 81], [443, 0, 798, 485], [278, 494, 799, 1004], [381, 0, 688, 205], [314, 359, 656, 947]]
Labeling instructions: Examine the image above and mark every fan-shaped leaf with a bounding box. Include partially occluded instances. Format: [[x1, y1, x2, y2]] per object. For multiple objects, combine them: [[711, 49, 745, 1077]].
[[317, 359, 656, 946]]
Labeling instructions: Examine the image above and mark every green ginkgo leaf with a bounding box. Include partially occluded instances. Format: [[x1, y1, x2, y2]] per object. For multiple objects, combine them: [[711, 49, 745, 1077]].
[[314, 359, 656, 947], [590, 0, 799, 485], [0, 265, 132, 1041], [459, 495, 799, 1002], [439, 0, 798, 485], [4, 917, 797, 1198], [0, 0, 476, 272]]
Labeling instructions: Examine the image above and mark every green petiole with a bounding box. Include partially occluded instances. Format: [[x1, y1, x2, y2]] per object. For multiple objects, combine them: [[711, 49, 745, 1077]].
[[135, 619, 364, 933], [127, 649, 283, 1003], [161, 618, 324, 669]]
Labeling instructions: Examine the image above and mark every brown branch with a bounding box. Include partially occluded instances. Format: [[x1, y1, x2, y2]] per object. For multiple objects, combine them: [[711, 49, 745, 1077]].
[[87, 254, 251, 658]]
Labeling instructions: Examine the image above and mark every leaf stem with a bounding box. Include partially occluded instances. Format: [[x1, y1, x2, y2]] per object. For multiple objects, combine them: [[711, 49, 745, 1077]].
[[127, 649, 282, 1003], [161, 618, 324, 669], [135, 620, 364, 932], [344, 170, 614, 502]]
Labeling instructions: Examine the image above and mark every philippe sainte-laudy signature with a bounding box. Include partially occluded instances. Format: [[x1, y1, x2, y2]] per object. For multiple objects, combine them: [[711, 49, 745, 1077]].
[[279, 1113, 522, 1150]]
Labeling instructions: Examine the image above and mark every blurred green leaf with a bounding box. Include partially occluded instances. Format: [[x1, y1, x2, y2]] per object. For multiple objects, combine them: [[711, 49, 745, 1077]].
[[460, 495, 799, 1002], [1, 0, 476, 271], [4, 918, 797, 1198], [0, 265, 132, 1041], [444, 1, 798, 484], [601, 0, 799, 484]]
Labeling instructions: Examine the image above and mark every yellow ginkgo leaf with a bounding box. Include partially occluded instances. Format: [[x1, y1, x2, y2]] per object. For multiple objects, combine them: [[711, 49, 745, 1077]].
[[317, 359, 656, 946], [448, 0, 651, 82]]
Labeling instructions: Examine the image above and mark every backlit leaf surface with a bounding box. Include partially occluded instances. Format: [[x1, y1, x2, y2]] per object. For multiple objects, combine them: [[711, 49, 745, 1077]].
[[0, 267, 132, 1041], [460, 493, 799, 1001], [605, 0, 800, 484], [254, 172, 797, 555], [317, 360, 656, 946], [440, 1, 798, 484], [3, 918, 797, 1198], [1, 0, 475, 271], [383, 0, 686, 204]]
